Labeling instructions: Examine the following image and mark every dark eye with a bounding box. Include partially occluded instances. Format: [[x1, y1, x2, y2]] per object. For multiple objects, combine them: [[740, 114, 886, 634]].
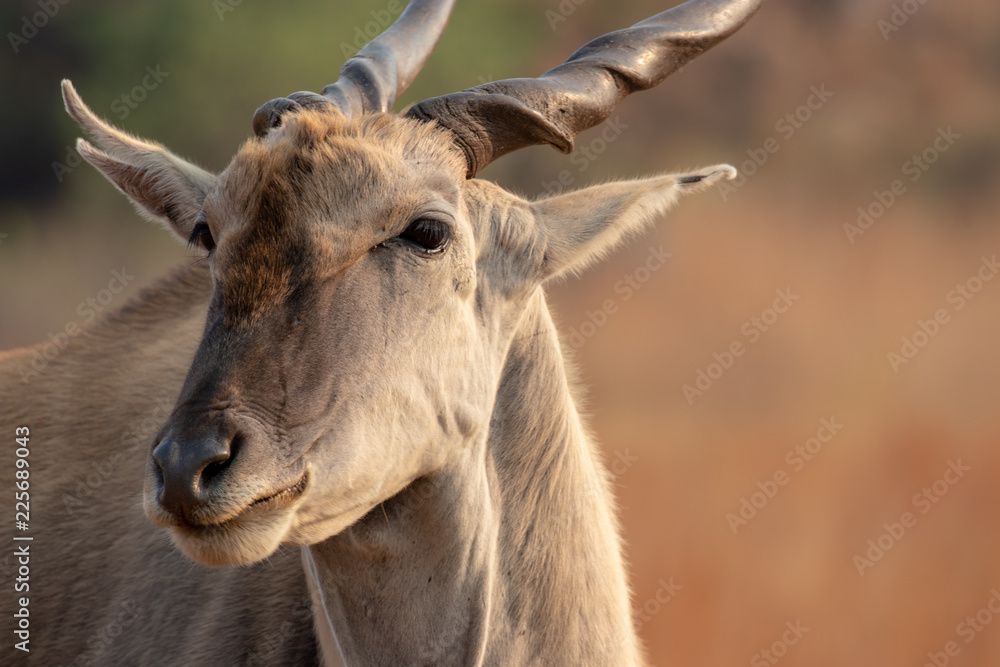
[[398, 218, 450, 254], [188, 219, 215, 253]]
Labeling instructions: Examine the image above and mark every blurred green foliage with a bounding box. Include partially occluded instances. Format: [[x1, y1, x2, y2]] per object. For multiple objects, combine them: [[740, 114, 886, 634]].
[[3, 0, 998, 218], [0, 0, 547, 207]]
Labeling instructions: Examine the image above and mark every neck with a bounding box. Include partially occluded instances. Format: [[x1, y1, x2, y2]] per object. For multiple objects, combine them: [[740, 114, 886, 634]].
[[306, 291, 641, 665]]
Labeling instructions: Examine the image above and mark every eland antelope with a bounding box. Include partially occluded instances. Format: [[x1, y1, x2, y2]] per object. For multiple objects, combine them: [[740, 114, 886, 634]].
[[0, 0, 760, 664]]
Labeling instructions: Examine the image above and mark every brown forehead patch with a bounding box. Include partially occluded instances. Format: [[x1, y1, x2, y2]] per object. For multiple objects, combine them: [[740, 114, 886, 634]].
[[209, 110, 464, 328], [216, 132, 317, 328]]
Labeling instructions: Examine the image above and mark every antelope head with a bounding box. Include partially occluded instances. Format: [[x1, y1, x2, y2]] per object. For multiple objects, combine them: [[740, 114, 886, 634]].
[[63, 0, 760, 566]]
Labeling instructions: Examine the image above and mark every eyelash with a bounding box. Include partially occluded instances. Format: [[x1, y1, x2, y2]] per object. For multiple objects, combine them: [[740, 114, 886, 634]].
[[188, 220, 215, 253], [388, 218, 451, 254]]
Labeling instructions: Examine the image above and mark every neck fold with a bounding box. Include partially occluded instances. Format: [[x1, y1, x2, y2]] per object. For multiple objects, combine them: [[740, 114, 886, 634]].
[[306, 291, 641, 665]]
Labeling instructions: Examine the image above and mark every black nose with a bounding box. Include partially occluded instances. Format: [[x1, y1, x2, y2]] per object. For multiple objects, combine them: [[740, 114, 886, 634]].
[[152, 436, 234, 521]]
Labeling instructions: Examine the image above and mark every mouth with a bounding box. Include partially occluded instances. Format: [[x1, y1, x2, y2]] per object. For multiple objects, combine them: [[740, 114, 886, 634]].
[[146, 470, 309, 530], [146, 471, 310, 567], [248, 473, 308, 512], [198, 470, 309, 528]]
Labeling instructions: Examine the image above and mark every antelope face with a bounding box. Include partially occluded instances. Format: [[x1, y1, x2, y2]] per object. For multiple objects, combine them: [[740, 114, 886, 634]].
[[142, 113, 520, 566], [135, 112, 734, 567], [61, 0, 761, 566]]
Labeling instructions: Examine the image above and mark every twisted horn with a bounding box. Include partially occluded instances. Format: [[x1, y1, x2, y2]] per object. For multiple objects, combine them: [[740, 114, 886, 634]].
[[253, 0, 456, 136], [406, 0, 762, 178]]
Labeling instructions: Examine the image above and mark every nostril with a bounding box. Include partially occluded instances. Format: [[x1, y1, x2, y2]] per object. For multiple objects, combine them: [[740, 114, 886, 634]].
[[191, 439, 232, 495], [200, 433, 239, 487], [152, 435, 237, 518], [200, 460, 226, 485]]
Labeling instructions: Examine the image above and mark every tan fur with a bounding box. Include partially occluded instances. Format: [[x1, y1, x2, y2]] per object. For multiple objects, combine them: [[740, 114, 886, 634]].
[[0, 266, 319, 665], [1, 87, 735, 665]]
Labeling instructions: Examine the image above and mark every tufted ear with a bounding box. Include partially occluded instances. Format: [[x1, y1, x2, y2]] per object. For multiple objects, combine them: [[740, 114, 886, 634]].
[[62, 80, 217, 244], [529, 165, 737, 281]]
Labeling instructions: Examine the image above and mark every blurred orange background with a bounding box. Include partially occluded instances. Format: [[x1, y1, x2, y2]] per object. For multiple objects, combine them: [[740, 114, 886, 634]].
[[2, 1, 999, 665]]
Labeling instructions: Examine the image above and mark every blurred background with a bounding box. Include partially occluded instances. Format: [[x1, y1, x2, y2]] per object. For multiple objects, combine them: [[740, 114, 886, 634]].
[[2, 0, 999, 664]]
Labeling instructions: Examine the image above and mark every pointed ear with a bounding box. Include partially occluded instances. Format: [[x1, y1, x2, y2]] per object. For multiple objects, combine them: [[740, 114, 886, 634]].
[[62, 79, 217, 244], [529, 165, 737, 281]]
